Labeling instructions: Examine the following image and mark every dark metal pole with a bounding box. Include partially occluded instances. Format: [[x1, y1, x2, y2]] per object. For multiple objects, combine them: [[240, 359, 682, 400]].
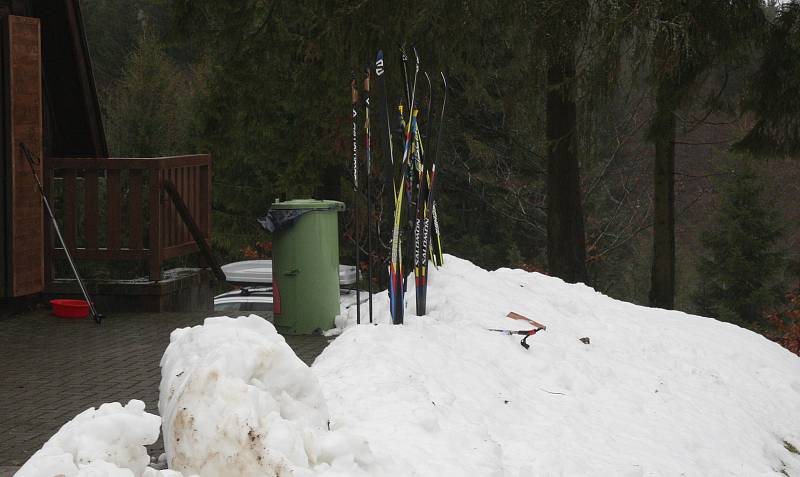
[[20, 143, 103, 323], [351, 74, 361, 325]]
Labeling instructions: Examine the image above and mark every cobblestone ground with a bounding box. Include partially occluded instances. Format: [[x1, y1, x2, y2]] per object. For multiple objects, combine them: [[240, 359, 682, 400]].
[[0, 309, 332, 468]]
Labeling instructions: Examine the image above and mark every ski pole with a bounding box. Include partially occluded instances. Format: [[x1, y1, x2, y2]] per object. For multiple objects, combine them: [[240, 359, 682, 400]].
[[351, 74, 361, 325], [20, 143, 103, 324]]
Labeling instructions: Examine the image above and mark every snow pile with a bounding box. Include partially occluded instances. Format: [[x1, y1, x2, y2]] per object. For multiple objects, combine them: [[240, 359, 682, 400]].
[[15, 400, 183, 477], [16, 254, 800, 476], [316, 254, 800, 476], [158, 315, 375, 477]]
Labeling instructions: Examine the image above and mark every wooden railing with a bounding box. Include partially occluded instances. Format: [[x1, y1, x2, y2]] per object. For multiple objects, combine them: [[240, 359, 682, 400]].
[[43, 155, 212, 281]]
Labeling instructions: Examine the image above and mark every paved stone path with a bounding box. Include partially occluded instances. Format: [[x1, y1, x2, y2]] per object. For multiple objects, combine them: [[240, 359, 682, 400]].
[[0, 309, 331, 469]]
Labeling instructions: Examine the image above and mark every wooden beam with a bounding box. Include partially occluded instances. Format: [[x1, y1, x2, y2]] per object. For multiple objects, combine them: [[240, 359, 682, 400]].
[[162, 179, 224, 281]]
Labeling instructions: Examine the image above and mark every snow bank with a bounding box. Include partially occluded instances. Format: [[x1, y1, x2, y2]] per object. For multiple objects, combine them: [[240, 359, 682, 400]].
[[317, 254, 800, 476], [15, 400, 182, 477], [17, 255, 800, 476], [158, 315, 375, 477]]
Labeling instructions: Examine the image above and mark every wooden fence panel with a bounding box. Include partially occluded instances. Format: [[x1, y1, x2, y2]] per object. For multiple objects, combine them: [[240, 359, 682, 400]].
[[106, 169, 121, 250], [42, 155, 211, 283], [84, 171, 98, 248]]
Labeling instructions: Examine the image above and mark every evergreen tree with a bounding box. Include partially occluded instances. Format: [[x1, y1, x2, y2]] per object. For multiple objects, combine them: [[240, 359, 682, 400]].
[[104, 27, 194, 157], [737, 1, 800, 157], [695, 159, 784, 327]]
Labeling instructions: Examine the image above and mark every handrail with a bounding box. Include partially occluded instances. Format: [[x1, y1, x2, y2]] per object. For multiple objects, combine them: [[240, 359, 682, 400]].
[[47, 154, 210, 170]]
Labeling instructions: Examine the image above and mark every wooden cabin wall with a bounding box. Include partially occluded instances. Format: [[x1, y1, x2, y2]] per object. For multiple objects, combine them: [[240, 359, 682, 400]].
[[4, 15, 43, 297], [0, 0, 106, 297], [0, 12, 5, 295]]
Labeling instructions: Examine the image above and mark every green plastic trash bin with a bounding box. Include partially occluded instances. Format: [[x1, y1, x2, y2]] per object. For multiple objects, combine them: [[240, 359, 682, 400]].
[[270, 199, 345, 335]]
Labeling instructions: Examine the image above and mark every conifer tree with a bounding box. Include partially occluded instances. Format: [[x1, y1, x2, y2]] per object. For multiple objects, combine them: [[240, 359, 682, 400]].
[[104, 27, 192, 157], [695, 159, 784, 327]]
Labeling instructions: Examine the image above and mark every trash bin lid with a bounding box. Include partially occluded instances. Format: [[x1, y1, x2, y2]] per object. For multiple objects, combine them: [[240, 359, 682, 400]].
[[270, 199, 345, 211], [221, 259, 358, 285], [222, 260, 273, 284]]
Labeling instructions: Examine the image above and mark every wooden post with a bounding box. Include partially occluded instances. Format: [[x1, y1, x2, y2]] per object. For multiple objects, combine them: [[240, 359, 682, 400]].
[[84, 170, 98, 249], [148, 167, 162, 281], [106, 169, 121, 250], [200, 163, 210, 237], [128, 169, 143, 249]]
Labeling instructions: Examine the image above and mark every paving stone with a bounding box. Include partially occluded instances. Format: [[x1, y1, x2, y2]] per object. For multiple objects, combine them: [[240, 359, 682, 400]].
[[0, 309, 331, 466]]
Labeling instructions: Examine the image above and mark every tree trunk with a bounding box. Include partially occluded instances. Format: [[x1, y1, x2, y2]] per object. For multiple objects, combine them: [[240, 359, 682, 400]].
[[546, 41, 587, 284], [649, 89, 676, 309]]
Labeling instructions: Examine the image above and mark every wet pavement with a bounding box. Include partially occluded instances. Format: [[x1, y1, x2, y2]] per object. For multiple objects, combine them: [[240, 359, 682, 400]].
[[0, 309, 331, 468]]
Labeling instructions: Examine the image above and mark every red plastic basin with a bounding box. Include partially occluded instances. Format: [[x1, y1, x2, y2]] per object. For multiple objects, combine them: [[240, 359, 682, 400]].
[[50, 299, 90, 319]]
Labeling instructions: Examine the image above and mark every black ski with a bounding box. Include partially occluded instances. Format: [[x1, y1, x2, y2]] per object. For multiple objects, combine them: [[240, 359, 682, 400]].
[[363, 65, 374, 324], [428, 73, 448, 267], [414, 72, 433, 316]]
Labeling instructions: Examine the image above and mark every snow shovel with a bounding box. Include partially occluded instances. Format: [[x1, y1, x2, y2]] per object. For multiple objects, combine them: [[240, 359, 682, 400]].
[[20, 143, 103, 324]]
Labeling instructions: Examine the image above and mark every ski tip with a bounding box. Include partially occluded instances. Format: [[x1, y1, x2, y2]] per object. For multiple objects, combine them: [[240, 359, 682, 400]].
[[375, 50, 385, 76], [399, 43, 407, 57]]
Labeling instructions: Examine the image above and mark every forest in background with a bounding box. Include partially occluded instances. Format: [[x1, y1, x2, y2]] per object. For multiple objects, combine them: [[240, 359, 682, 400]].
[[79, 0, 800, 353]]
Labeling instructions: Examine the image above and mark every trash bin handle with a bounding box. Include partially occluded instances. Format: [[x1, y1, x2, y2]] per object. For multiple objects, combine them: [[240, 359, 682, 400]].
[[284, 268, 300, 276]]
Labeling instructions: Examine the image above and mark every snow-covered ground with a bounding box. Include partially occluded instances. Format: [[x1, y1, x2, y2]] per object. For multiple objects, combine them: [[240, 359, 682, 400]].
[[16, 255, 800, 476]]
